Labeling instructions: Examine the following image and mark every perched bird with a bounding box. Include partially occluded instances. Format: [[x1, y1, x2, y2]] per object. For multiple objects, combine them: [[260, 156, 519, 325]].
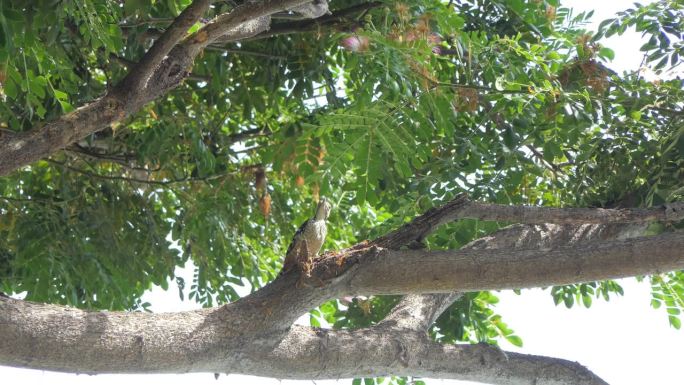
[[281, 197, 332, 278]]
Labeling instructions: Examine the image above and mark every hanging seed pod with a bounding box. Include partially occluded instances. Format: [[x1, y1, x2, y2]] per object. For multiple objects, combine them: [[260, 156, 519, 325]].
[[259, 192, 272, 217], [254, 168, 266, 193]]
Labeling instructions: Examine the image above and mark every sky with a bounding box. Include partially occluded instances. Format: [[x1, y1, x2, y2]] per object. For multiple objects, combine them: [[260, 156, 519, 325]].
[[2, 1, 682, 385]]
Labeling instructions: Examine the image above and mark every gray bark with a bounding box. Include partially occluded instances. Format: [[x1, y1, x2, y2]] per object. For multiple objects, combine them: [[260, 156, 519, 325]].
[[344, 231, 684, 295], [0, 298, 606, 385], [2, 196, 683, 384]]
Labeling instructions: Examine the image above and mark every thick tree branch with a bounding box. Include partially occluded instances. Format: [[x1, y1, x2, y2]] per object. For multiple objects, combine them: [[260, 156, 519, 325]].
[[115, 0, 211, 94], [4, 198, 681, 384], [464, 222, 651, 251], [0, 95, 125, 177], [456, 201, 684, 224], [263, 326, 608, 385], [352, 222, 655, 336], [340, 195, 677, 338], [0, 296, 606, 384], [200, 0, 311, 45], [372, 194, 684, 248], [372, 193, 471, 248], [246, 223, 681, 330], [0, 297, 243, 373], [379, 293, 462, 331], [110, 53, 211, 82], [338, 231, 684, 295], [243, 1, 384, 41]]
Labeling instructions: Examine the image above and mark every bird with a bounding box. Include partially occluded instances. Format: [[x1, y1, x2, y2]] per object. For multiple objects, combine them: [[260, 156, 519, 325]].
[[281, 197, 332, 279]]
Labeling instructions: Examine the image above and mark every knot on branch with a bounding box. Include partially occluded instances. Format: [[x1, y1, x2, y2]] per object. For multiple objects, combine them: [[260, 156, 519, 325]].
[[298, 244, 384, 286], [474, 342, 509, 364], [664, 202, 684, 221], [141, 46, 197, 103]]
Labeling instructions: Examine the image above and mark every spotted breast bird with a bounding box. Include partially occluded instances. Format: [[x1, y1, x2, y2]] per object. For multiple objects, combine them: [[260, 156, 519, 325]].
[[281, 197, 332, 278]]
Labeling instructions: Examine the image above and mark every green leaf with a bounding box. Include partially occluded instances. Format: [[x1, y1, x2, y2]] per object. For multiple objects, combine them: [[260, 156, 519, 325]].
[[506, 335, 523, 347], [669, 315, 681, 329], [53, 89, 69, 101], [563, 295, 574, 308], [598, 47, 615, 61], [0, 12, 9, 51], [2, 8, 23, 22]]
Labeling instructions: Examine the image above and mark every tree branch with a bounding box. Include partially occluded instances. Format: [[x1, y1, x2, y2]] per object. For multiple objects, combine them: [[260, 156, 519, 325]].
[[226, 127, 273, 143], [247, 223, 682, 330], [203, 44, 287, 59], [0, 0, 328, 177], [456, 200, 684, 224], [243, 1, 384, 41], [115, 0, 211, 94], [263, 325, 608, 385], [110, 53, 211, 82], [378, 293, 462, 331], [4, 197, 680, 384], [358, 222, 655, 334], [338, 231, 684, 296], [45, 159, 238, 186], [0, 297, 219, 373], [371, 194, 684, 249], [352, 194, 679, 337], [464, 222, 652, 251], [0, 94, 125, 177], [371, 193, 471, 249], [200, 0, 312, 45], [0, 296, 606, 384]]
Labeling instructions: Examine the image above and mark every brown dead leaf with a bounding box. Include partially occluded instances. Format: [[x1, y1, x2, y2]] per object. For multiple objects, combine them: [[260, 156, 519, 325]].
[[259, 192, 271, 217]]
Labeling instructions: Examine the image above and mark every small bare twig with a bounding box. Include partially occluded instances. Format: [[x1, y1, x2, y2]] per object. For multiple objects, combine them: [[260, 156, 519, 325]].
[[525, 144, 562, 173]]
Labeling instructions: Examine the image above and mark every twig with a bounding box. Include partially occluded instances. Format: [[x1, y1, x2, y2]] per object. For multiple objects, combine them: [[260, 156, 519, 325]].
[[46, 159, 225, 186], [525, 144, 562, 173], [227, 127, 273, 143], [119, 18, 176, 28], [204, 45, 286, 60]]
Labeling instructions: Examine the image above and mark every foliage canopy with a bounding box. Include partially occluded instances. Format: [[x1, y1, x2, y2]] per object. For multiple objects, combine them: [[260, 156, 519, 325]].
[[0, 1, 683, 368]]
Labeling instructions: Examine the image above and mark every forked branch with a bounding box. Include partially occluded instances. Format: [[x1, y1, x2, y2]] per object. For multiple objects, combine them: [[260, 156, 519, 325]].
[[2, 196, 682, 385], [0, 0, 330, 176]]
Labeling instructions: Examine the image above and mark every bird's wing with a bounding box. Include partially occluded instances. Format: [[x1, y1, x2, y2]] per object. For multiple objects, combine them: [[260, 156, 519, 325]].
[[286, 219, 309, 255], [282, 219, 309, 273]]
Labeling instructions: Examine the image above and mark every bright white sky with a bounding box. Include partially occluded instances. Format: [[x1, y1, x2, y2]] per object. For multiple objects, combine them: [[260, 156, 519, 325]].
[[3, 1, 682, 385]]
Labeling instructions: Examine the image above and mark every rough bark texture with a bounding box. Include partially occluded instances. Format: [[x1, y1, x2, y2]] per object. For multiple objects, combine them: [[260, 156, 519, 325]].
[[0, 298, 607, 385], [343, 231, 684, 295], [1, 195, 683, 385]]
